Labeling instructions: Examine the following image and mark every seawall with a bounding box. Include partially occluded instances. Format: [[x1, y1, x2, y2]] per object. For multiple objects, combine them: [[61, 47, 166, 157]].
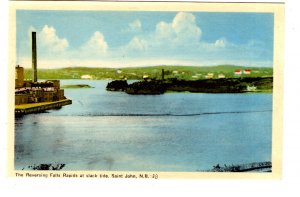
[[15, 99, 72, 115]]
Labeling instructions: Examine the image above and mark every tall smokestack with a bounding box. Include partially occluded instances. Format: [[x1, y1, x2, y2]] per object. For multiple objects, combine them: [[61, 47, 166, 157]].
[[32, 32, 37, 82]]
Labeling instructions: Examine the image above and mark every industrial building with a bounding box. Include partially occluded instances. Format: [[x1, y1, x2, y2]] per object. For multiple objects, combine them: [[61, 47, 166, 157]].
[[15, 32, 70, 108], [15, 69, 66, 105]]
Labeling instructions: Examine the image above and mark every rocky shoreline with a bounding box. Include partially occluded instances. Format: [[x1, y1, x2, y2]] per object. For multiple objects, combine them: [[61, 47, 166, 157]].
[[202, 161, 272, 172], [106, 77, 273, 95]]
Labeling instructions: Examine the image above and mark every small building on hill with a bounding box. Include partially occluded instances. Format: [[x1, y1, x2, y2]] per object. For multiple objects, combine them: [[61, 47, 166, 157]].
[[81, 75, 92, 79], [243, 69, 251, 74], [234, 70, 242, 75], [218, 74, 225, 79], [205, 73, 214, 79]]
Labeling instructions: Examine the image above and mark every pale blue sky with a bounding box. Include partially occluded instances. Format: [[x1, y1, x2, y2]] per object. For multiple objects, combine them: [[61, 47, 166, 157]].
[[16, 10, 274, 68]]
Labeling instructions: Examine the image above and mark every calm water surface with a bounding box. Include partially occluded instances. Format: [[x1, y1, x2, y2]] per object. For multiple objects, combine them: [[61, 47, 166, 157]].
[[15, 80, 272, 171]]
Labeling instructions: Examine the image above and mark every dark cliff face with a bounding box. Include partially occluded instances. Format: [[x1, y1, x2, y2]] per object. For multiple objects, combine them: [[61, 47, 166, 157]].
[[106, 80, 128, 91], [126, 81, 166, 95], [106, 80, 166, 94], [164, 78, 246, 93], [106, 77, 273, 95]]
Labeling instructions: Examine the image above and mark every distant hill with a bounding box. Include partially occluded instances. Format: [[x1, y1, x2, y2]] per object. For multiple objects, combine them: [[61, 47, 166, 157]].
[[24, 65, 273, 80]]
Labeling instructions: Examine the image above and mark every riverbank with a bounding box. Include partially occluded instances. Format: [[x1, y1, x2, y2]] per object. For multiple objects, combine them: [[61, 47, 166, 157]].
[[203, 161, 272, 172]]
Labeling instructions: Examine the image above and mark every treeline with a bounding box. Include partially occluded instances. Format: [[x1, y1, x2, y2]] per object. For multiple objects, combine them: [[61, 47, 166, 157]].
[[23, 65, 273, 80], [106, 77, 273, 95]]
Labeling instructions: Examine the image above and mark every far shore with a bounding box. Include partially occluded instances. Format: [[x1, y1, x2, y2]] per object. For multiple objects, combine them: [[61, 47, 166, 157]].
[[61, 84, 94, 89]]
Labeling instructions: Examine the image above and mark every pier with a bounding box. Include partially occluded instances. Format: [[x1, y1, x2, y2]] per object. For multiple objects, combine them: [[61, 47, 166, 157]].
[[15, 99, 72, 115]]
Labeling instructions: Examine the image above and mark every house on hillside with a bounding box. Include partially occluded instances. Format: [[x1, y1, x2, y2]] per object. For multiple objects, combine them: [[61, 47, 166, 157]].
[[81, 75, 93, 79], [234, 70, 242, 75], [218, 74, 225, 79], [143, 74, 151, 82], [243, 69, 251, 74], [205, 73, 214, 79]]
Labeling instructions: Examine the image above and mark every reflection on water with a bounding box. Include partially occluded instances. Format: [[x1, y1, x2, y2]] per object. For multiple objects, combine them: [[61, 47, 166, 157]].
[[15, 80, 272, 171]]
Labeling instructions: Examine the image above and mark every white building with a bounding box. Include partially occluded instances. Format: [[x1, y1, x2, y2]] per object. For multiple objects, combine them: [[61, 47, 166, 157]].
[[81, 75, 92, 79], [218, 74, 225, 78], [243, 69, 251, 74], [234, 70, 242, 75], [205, 73, 214, 79], [247, 86, 257, 91]]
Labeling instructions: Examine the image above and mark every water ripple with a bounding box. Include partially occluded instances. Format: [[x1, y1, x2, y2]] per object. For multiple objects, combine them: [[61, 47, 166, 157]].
[[76, 110, 272, 117]]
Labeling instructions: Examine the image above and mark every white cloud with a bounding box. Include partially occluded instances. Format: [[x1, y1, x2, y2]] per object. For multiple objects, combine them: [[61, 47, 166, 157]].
[[214, 38, 227, 48], [155, 21, 174, 38], [126, 36, 148, 51], [23, 26, 109, 65], [18, 14, 271, 69], [80, 31, 108, 54], [126, 12, 202, 52], [171, 12, 201, 44], [129, 19, 142, 31], [154, 12, 202, 45], [38, 25, 69, 52]]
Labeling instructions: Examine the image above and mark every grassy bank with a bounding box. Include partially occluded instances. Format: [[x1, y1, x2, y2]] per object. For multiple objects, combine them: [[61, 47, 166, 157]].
[[24, 65, 273, 80]]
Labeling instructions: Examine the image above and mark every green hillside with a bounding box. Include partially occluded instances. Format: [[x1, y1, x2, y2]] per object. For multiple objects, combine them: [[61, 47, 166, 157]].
[[24, 65, 273, 80]]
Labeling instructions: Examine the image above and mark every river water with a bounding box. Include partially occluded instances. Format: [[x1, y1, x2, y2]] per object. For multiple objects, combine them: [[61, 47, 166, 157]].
[[15, 80, 272, 171]]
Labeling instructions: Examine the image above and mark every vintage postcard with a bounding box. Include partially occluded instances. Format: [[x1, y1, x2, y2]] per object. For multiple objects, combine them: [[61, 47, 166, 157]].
[[7, 1, 284, 179]]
